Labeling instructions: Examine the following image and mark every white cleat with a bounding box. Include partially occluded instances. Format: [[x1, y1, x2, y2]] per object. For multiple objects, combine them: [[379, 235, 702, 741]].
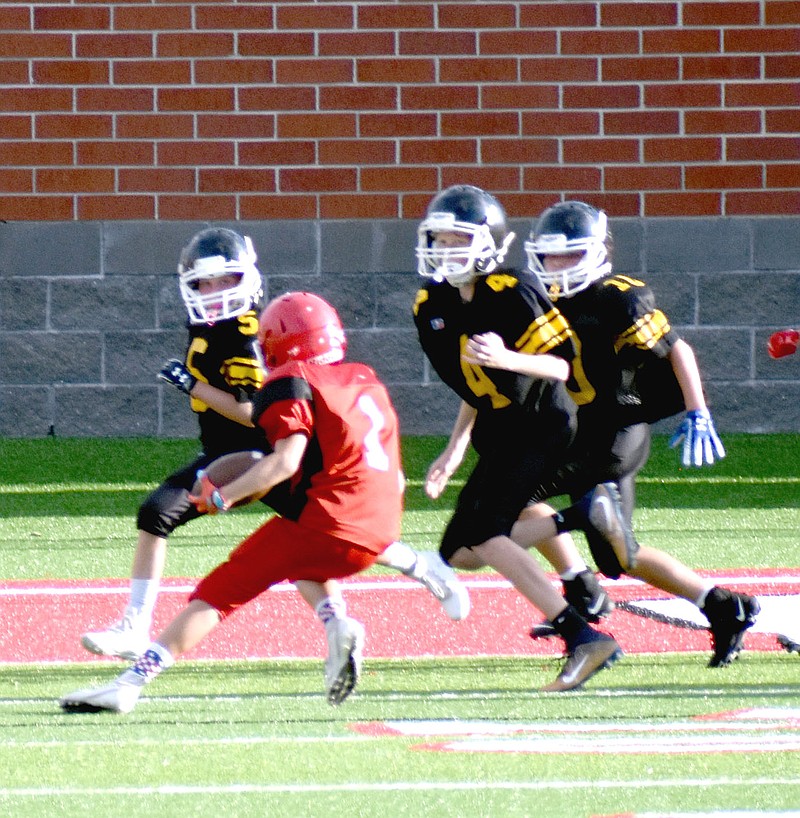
[[81, 615, 150, 661], [324, 616, 365, 706], [59, 680, 142, 714], [541, 633, 622, 693], [406, 550, 471, 621]]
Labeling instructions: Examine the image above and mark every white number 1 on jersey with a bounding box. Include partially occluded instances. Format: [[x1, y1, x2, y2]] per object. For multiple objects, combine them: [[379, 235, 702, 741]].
[[357, 393, 390, 472]]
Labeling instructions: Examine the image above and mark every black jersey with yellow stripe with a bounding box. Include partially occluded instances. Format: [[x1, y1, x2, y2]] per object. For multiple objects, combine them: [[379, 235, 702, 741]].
[[183, 310, 268, 457], [413, 270, 578, 451], [552, 273, 685, 430]]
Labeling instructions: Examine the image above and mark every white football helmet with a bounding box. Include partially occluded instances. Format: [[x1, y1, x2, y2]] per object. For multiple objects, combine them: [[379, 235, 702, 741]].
[[525, 201, 612, 297], [178, 227, 263, 325], [416, 185, 515, 286]]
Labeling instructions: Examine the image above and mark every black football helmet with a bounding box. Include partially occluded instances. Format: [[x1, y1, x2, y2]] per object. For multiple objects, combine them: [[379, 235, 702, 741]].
[[525, 201, 612, 297], [416, 185, 515, 286], [178, 227, 263, 325]]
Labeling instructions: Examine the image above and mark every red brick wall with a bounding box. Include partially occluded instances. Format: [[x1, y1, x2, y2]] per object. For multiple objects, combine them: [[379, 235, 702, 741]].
[[2, 1, 799, 221]]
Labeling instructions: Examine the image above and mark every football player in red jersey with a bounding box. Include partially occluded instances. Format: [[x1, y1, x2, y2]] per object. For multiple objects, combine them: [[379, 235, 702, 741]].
[[517, 200, 760, 667], [61, 292, 405, 713], [414, 185, 626, 692], [81, 229, 467, 665]]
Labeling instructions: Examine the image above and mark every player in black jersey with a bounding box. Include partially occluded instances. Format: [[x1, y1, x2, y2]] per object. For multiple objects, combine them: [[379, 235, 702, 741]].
[[517, 200, 760, 667], [414, 185, 625, 691], [80, 227, 275, 661]]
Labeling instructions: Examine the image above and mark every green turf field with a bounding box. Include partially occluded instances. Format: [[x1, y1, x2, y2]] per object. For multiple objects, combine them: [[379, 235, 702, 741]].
[[1, 435, 799, 817]]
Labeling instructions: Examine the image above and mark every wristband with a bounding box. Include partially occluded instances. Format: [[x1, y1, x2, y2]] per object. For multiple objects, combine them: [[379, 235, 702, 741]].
[[211, 489, 229, 512]]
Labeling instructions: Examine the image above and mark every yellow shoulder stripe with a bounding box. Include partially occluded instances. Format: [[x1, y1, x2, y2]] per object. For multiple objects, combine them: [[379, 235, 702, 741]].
[[614, 309, 671, 352], [221, 357, 265, 388], [516, 308, 573, 355]]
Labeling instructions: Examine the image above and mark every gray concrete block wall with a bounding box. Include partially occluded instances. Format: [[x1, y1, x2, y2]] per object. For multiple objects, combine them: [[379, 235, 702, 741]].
[[1, 217, 800, 439]]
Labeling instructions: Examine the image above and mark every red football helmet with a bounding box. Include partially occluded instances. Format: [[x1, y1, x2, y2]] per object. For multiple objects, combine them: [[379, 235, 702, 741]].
[[258, 292, 347, 368]]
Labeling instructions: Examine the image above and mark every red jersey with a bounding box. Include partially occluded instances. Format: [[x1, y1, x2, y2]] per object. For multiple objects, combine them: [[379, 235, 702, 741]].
[[250, 360, 404, 553]]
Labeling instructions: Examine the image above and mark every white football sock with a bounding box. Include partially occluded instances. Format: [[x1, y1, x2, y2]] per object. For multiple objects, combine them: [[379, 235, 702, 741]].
[[126, 578, 160, 624], [381, 541, 418, 573], [694, 583, 715, 609], [559, 565, 590, 581], [119, 642, 175, 686], [315, 597, 347, 625]]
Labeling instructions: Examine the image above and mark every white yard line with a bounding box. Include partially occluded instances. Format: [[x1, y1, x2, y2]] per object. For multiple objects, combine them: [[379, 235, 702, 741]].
[[0, 777, 799, 798], [2, 573, 800, 596]]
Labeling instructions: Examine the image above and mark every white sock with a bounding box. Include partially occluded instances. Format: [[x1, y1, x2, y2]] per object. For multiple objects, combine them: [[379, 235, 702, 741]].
[[559, 564, 590, 581], [119, 642, 175, 687], [381, 541, 418, 574], [694, 583, 715, 609], [315, 597, 347, 625], [127, 578, 159, 623]]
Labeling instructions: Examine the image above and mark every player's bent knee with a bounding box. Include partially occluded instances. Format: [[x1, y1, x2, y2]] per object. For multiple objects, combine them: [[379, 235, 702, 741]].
[[136, 500, 178, 539]]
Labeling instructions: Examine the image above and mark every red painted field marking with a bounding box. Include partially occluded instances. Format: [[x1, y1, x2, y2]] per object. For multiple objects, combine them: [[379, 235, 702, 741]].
[[0, 569, 796, 664]]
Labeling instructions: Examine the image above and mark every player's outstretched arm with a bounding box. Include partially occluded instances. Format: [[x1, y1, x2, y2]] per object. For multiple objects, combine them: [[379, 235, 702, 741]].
[[668, 340, 725, 467], [425, 401, 475, 499]]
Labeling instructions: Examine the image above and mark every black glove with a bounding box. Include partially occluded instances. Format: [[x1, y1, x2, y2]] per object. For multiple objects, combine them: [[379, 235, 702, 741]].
[[157, 358, 197, 395]]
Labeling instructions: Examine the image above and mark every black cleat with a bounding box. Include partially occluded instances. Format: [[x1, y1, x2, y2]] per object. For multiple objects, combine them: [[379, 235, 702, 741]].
[[529, 621, 558, 639], [577, 482, 638, 572], [530, 570, 614, 640], [777, 633, 800, 654], [541, 631, 622, 692], [564, 570, 614, 623], [702, 587, 760, 667]]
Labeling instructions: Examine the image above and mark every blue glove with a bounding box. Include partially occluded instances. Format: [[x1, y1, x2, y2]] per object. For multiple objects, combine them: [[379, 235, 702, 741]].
[[669, 409, 726, 467], [157, 358, 197, 395]]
